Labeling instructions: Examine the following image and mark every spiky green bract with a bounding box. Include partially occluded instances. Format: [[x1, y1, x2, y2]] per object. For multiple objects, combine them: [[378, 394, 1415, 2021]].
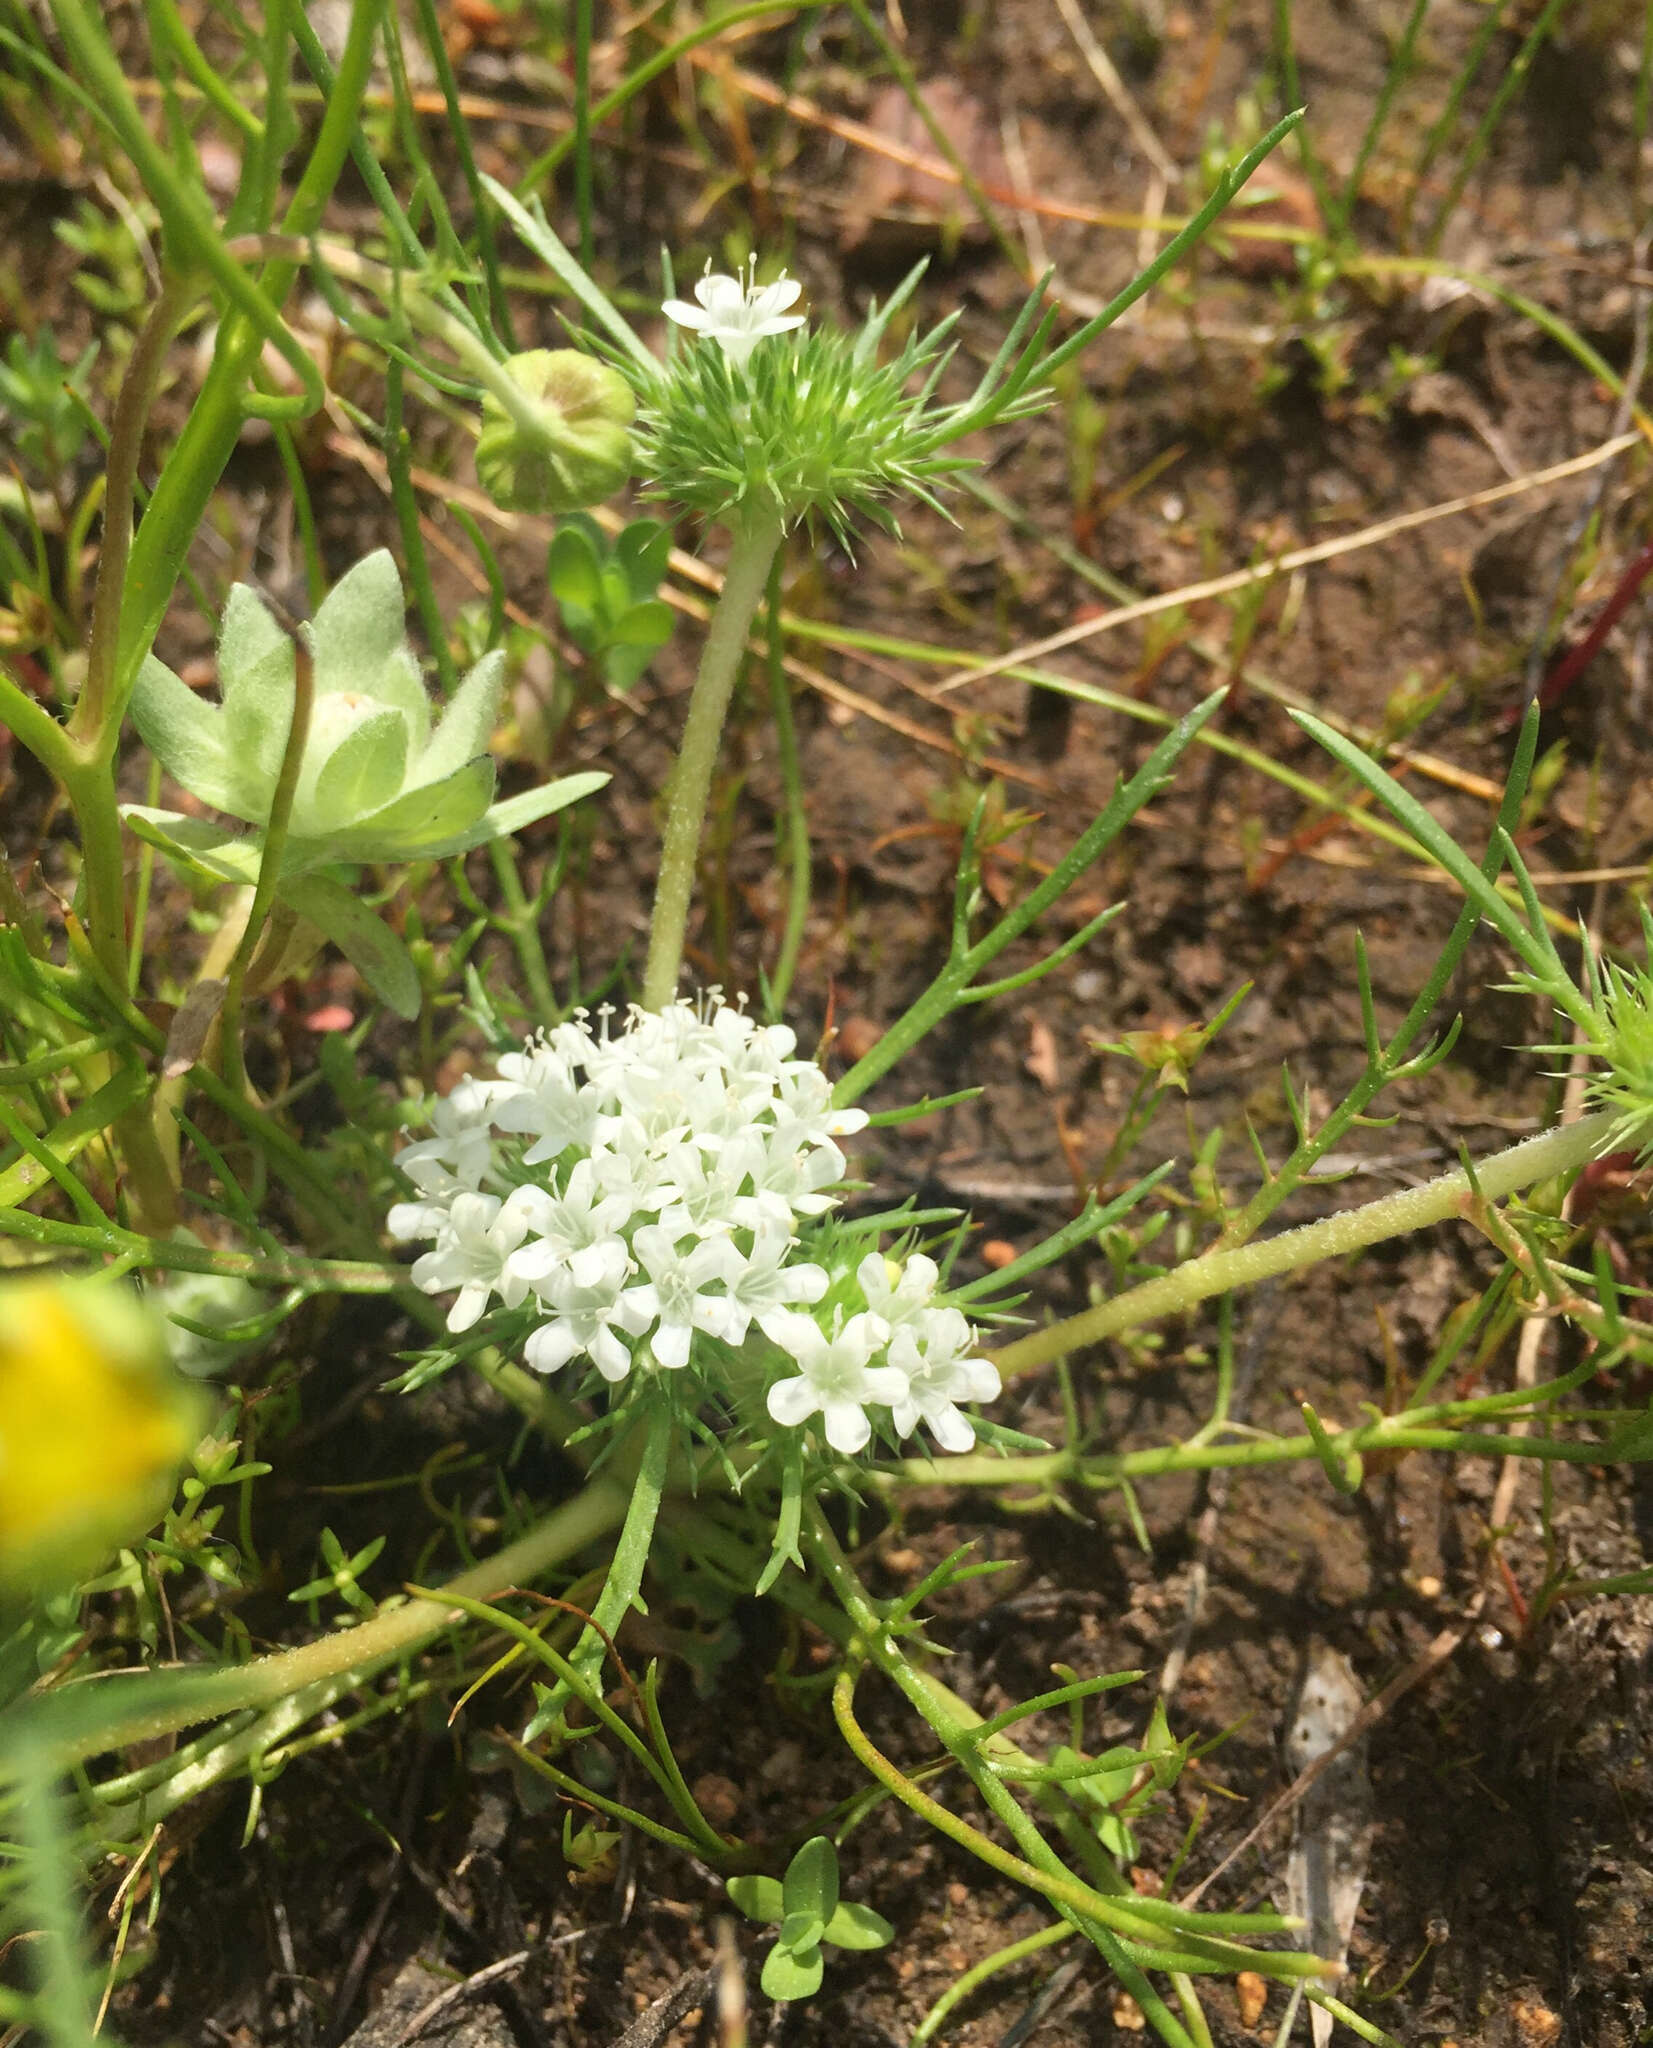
[[1531, 916, 1653, 1161], [628, 265, 1050, 541]]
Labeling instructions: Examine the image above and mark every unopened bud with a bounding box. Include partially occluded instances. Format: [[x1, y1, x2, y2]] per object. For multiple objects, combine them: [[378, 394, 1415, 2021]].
[[476, 349, 634, 513]]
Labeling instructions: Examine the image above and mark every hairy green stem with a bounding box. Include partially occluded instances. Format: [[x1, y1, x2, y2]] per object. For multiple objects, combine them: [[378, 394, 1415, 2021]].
[[993, 1110, 1620, 1377], [764, 552, 810, 1013], [643, 508, 785, 1009]]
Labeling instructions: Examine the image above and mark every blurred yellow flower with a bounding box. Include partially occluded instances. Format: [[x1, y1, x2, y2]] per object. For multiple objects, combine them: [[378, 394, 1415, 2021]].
[[0, 1276, 206, 1595]]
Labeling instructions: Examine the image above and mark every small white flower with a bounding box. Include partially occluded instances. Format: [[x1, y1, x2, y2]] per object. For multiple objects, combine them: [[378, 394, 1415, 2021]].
[[888, 1307, 998, 1454], [766, 1309, 907, 1456], [621, 1223, 744, 1370], [504, 1159, 635, 1295], [492, 1039, 598, 1164], [396, 1078, 497, 1198], [525, 1238, 645, 1382], [704, 1221, 829, 1347], [662, 262, 806, 370], [857, 1251, 940, 1332], [651, 1133, 788, 1241], [410, 1190, 532, 1333], [752, 1128, 848, 1216]]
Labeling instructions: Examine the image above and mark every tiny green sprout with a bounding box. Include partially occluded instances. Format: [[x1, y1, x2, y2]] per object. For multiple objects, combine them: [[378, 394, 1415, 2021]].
[[287, 1528, 386, 1619], [475, 348, 635, 513], [1087, 984, 1251, 1095], [728, 1836, 894, 2002], [124, 551, 606, 1016], [0, 331, 98, 482], [561, 1811, 621, 1879], [546, 514, 675, 690]]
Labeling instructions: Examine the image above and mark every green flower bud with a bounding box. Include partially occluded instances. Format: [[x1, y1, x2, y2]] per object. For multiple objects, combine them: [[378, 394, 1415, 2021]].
[[476, 349, 634, 513]]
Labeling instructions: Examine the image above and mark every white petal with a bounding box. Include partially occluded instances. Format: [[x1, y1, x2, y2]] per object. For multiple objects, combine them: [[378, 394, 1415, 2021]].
[[524, 1321, 580, 1374], [767, 1376, 819, 1428], [448, 1283, 490, 1333], [926, 1404, 976, 1454], [959, 1358, 1002, 1402], [695, 273, 746, 316], [387, 1200, 442, 1241], [862, 1365, 910, 1406], [822, 1399, 872, 1455], [652, 1317, 693, 1370], [752, 276, 802, 317], [590, 1325, 634, 1381], [693, 1294, 744, 1343]]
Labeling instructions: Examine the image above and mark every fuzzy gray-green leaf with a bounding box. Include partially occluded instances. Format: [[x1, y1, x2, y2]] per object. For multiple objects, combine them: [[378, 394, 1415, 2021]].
[[415, 650, 505, 786], [121, 807, 262, 886], [315, 756, 497, 863], [308, 551, 429, 735], [129, 658, 239, 812], [307, 704, 411, 827]]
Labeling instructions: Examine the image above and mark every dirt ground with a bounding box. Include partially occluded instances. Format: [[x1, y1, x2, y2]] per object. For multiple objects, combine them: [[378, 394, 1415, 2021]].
[[13, 0, 1653, 2042]]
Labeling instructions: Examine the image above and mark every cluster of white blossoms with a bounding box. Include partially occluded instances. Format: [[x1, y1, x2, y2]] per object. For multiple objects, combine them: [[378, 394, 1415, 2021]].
[[387, 996, 999, 1457]]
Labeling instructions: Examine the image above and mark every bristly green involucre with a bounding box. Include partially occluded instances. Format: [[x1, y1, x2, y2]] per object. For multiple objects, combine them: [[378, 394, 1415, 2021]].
[[1564, 930, 1653, 1160], [629, 264, 1048, 540]]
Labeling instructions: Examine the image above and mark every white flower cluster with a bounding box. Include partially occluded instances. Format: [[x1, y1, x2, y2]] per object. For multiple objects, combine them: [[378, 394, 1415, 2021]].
[[387, 997, 998, 1457]]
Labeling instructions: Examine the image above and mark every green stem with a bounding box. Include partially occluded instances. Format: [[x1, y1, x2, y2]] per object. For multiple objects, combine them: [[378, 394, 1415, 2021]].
[[808, 1511, 1327, 2008], [764, 551, 810, 1013], [488, 840, 559, 1021], [557, 1393, 676, 1695], [70, 266, 194, 748], [29, 1475, 631, 1770], [642, 508, 785, 1009], [0, 662, 78, 786], [113, 0, 386, 714], [992, 1111, 1620, 1378]]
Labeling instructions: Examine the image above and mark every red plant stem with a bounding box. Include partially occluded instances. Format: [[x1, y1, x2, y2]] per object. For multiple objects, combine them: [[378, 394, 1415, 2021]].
[[1540, 533, 1653, 708]]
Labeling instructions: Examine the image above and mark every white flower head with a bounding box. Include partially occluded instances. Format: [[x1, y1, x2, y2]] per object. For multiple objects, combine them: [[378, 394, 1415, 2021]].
[[389, 992, 904, 1415], [662, 260, 805, 370]]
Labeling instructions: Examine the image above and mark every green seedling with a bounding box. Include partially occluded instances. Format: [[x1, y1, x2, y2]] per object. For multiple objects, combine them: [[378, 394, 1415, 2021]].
[[728, 1836, 894, 2001], [547, 514, 675, 691], [0, 332, 98, 485]]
